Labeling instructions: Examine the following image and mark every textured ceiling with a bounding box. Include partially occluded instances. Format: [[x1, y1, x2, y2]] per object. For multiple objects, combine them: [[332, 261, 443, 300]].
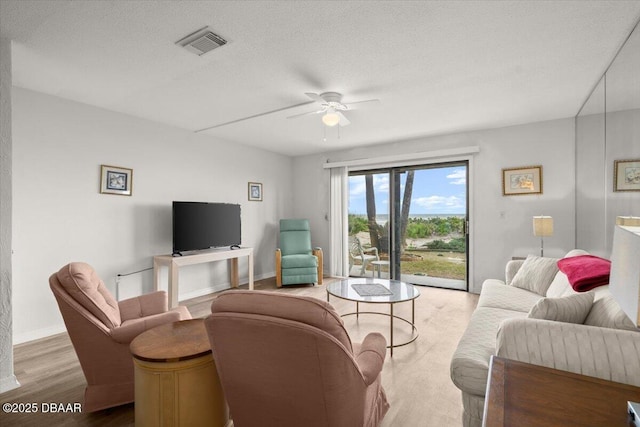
[[2, 1, 639, 156]]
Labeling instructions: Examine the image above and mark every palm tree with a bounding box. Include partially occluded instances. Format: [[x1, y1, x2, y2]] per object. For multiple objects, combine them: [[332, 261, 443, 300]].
[[365, 174, 380, 251], [399, 170, 415, 252]]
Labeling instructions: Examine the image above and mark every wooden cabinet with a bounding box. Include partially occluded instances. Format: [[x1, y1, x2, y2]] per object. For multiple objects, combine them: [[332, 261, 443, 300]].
[[130, 319, 229, 427]]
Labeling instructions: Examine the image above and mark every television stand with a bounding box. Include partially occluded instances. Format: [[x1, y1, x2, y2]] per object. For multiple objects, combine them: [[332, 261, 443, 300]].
[[154, 247, 254, 308]]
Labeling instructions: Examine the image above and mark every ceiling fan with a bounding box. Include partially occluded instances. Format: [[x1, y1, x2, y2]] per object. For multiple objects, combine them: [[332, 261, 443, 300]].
[[287, 92, 380, 127], [195, 91, 379, 133]]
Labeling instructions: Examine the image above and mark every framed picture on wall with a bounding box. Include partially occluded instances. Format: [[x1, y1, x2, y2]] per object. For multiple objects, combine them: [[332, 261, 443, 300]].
[[248, 182, 263, 201], [614, 159, 640, 191], [100, 165, 133, 196], [502, 165, 543, 196]]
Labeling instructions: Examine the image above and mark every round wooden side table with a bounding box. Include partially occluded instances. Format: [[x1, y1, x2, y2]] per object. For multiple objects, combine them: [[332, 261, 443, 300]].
[[130, 319, 229, 427]]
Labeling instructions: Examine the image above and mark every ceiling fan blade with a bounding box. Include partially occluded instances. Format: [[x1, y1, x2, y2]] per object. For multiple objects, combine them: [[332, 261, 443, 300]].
[[337, 111, 351, 126], [305, 92, 326, 104], [195, 100, 315, 132], [286, 109, 324, 119], [343, 98, 380, 110]]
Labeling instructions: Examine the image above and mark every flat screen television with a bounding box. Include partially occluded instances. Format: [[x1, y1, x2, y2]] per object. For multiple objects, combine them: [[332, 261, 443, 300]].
[[172, 201, 241, 255]]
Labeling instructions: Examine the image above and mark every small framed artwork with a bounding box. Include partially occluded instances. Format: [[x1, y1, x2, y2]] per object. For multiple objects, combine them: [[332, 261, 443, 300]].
[[502, 165, 543, 196], [100, 165, 133, 196], [248, 182, 263, 201], [614, 159, 640, 192]]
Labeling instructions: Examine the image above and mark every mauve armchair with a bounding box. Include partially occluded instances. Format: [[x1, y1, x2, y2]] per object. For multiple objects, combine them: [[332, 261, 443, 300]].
[[204, 290, 390, 427], [49, 262, 191, 412], [275, 218, 323, 287]]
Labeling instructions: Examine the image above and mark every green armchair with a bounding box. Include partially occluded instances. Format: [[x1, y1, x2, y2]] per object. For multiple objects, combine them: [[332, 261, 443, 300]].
[[275, 219, 323, 287]]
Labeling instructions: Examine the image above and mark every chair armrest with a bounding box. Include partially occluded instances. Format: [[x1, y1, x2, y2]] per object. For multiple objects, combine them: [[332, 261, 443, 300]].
[[111, 310, 182, 344], [119, 290, 168, 321], [312, 248, 323, 285], [275, 248, 282, 287], [354, 332, 387, 385], [496, 318, 640, 387], [363, 247, 379, 255], [505, 259, 525, 285]]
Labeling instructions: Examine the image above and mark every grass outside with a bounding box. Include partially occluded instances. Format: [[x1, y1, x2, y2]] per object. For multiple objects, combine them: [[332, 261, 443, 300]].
[[356, 251, 466, 280], [403, 251, 466, 280]]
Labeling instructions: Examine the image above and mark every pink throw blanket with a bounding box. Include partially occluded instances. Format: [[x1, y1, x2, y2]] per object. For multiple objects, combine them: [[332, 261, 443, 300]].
[[557, 255, 611, 292]]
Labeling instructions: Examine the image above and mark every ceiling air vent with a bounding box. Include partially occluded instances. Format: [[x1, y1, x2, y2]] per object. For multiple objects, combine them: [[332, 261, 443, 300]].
[[176, 27, 227, 56]]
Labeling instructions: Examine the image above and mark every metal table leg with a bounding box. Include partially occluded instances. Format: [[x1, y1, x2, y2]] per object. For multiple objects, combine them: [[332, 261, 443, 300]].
[[390, 303, 394, 357]]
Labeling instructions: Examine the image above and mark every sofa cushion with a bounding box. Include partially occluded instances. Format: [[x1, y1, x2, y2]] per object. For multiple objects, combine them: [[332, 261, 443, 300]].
[[281, 254, 317, 269], [56, 262, 121, 329], [584, 295, 639, 331], [528, 292, 595, 324], [545, 270, 573, 298], [478, 280, 542, 313], [565, 249, 591, 258], [510, 255, 559, 295], [279, 219, 312, 256], [281, 270, 318, 285]]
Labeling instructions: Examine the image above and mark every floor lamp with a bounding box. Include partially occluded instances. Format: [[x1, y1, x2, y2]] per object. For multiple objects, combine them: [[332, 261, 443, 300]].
[[532, 216, 553, 257]]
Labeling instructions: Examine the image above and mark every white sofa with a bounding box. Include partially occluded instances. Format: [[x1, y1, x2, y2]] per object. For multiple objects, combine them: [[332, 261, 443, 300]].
[[450, 250, 640, 427]]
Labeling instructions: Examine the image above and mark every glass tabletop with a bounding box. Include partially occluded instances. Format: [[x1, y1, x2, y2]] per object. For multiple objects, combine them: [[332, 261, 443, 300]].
[[327, 277, 420, 303]]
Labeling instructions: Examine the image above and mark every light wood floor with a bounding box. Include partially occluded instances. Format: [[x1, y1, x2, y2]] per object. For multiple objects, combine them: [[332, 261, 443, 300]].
[[0, 277, 478, 427]]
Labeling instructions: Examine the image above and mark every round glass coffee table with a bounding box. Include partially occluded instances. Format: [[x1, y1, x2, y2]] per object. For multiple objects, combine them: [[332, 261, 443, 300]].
[[326, 277, 420, 356]]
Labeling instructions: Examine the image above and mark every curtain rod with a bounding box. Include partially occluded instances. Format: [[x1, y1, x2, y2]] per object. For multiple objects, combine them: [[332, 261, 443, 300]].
[[322, 146, 480, 169]]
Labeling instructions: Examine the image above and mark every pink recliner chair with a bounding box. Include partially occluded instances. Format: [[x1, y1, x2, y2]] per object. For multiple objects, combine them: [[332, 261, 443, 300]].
[[205, 290, 390, 427], [49, 262, 191, 412]]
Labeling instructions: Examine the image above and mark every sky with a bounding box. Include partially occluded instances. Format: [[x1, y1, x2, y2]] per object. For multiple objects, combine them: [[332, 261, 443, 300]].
[[348, 166, 466, 216]]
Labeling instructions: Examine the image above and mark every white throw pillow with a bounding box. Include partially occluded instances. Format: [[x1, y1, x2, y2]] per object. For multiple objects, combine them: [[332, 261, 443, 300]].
[[545, 271, 572, 298], [510, 255, 559, 295], [584, 295, 638, 331], [528, 292, 595, 324]]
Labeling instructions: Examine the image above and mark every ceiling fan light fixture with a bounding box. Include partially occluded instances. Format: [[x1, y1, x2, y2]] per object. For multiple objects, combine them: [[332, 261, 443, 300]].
[[322, 111, 340, 127]]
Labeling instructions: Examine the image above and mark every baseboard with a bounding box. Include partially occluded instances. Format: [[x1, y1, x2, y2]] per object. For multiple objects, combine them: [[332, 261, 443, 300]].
[[258, 271, 275, 282], [178, 271, 275, 301], [0, 374, 21, 393], [14, 324, 67, 345], [179, 283, 233, 301]]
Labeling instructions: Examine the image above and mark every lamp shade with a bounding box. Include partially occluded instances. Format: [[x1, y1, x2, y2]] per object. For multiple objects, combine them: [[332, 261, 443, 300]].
[[322, 111, 340, 127], [533, 216, 554, 237], [609, 225, 640, 327], [616, 216, 640, 226]]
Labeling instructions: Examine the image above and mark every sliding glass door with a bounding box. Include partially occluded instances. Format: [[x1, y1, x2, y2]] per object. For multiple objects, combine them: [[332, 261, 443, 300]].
[[347, 171, 390, 278], [348, 162, 468, 291]]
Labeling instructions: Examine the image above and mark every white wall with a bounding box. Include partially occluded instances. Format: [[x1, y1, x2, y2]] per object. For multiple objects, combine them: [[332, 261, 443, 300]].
[[1, 37, 19, 393], [576, 108, 640, 257], [576, 81, 606, 256], [12, 88, 292, 343], [293, 118, 576, 293], [605, 108, 640, 249], [575, 17, 640, 256]]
